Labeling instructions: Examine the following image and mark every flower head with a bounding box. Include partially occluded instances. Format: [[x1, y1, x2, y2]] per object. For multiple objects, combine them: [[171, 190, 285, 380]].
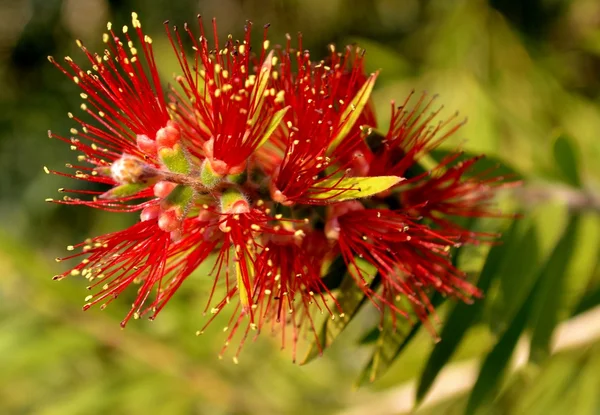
[[47, 13, 513, 361]]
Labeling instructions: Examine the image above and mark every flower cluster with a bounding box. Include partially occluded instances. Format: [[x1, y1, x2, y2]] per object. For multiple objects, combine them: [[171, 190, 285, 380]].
[[47, 13, 509, 362]]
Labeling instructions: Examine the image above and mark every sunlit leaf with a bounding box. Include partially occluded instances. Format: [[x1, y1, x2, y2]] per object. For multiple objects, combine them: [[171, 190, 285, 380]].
[[256, 106, 290, 149], [100, 182, 149, 199], [248, 50, 273, 126], [327, 72, 378, 154], [310, 176, 403, 202]]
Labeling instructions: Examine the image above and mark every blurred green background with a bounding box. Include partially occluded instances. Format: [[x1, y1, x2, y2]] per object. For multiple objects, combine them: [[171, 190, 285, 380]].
[[1, 0, 600, 414]]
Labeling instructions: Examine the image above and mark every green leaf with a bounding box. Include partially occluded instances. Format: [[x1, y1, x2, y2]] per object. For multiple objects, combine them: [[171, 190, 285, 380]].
[[357, 326, 380, 345], [553, 135, 582, 187], [310, 175, 403, 202], [320, 256, 348, 291], [465, 214, 582, 414], [356, 292, 444, 386], [302, 258, 377, 364], [489, 204, 567, 334], [465, 276, 541, 415], [356, 221, 478, 386], [415, 219, 520, 404], [256, 106, 290, 149], [561, 214, 600, 314], [429, 149, 522, 181], [327, 72, 378, 154], [99, 182, 149, 199], [529, 215, 580, 363], [572, 278, 600, 316], [507, 345, 600, 415]]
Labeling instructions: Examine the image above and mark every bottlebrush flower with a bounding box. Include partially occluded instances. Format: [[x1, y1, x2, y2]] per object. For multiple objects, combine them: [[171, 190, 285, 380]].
[[47, 12, 513, 362]]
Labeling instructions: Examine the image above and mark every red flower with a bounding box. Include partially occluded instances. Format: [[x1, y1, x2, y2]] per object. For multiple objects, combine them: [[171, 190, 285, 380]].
[[167, 18, 280, 176], [47, 13, 513, 361], [261, 36, 379, 205], [329, 203, 480, 332]]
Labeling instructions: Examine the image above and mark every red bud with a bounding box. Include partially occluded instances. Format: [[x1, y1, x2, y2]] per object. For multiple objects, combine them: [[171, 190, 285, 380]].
[[156, 122, 181, 150], [153, 181, 177, 198], [136, 134, 157, 155]]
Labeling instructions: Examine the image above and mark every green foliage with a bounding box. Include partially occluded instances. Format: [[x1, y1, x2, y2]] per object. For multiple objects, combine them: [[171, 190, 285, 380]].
[[553, 135, 583, 187], [416, 219, 520, 403]]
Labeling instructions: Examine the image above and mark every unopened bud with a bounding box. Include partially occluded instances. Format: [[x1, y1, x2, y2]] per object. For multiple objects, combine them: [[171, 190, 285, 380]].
[[140, 205, 161, 221], [158, 208, 181, 232], [110, 154, 157, 184], [153, 181, 177, 198], [156, 121, 181, 150], [169, 229, 183, 242], [136, 134, 156, 155]]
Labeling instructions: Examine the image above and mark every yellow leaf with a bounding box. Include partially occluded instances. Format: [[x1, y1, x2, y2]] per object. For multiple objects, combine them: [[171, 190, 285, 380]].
[[257, 106, 290, 149], [327, 72, 378, 155], [248, 50, 273, 127], [310, 175, 403, 202]]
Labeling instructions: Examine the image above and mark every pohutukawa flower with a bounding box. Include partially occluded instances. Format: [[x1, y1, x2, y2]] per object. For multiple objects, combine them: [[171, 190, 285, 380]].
[[46, 12, 514, 362]]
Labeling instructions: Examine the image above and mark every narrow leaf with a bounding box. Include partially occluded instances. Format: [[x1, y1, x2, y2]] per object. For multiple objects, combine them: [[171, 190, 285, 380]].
[[310, 175, 403, 202], [256, 106, 289, 149], [356, 292, 445, 386], [416, 219, 520, 404], [489, 204, 567, 334], [572, 278, 600, 316], [529, 215, 580, 363], [327, 72, 378, 154], [465, 276, 541, 415], [465, 216, 581, 414], [429, 149, 522, 181], [553, 134, 582, 187], [99, 182, 149, 199], [357, 224, 476, 386], [248, 50, 273, 126], [302, 258, 377, 364]]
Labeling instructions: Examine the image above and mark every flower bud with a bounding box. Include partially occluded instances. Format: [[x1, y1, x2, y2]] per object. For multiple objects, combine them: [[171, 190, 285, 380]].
[[140, 205, 161, 221], [158, 207, 181, 232], [110, 154, 158, 184], [153, 181, 177, 199], [136, 134, 157, 155], [156, 121, 181, 150]]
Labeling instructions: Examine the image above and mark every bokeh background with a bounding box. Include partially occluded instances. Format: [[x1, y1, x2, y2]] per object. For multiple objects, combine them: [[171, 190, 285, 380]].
[[1, 0, 600, 414]]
